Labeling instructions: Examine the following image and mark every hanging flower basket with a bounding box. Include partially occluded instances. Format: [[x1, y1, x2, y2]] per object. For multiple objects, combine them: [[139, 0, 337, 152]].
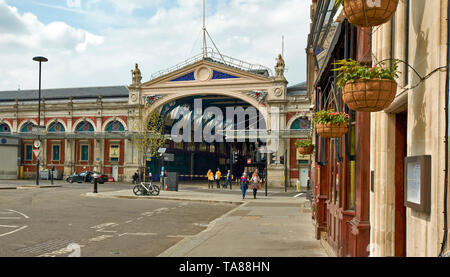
[[342, 78, 397, 112], [333, 59, 400, 112], [316, 123, 349, 138], [339, 0, 399, 27], [314, 110, 350, 138], [295, 140, 315, 155]]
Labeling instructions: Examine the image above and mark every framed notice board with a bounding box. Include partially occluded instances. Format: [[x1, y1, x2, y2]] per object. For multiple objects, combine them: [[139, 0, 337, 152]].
[[404, 155, 431, 213]]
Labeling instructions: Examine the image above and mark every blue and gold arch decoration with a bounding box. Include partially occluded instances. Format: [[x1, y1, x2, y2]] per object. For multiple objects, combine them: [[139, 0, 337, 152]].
[[106, 121, 125, 132], [76, 121, 94, 132], [170, 72, 195, 82], [48, 122, 65, 133], [212, 70, 239, 80]]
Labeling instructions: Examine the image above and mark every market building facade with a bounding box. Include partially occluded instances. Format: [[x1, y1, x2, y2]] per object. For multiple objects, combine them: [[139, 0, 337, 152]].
[[0, 51, 312, 187]]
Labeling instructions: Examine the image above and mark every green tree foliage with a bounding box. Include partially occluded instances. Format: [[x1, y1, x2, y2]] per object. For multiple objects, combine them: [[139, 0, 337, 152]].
[[131, 104, 166, 180]]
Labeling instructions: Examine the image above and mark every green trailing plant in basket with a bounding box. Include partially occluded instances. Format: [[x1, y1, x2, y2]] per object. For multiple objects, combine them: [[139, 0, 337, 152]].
[[295, 140, 315, 148], [332, 59, 400, 88], [313, 110, 350, 125]]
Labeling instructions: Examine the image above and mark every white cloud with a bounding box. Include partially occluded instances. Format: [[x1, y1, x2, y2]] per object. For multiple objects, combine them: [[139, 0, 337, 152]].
[[0, 0, 311, 91], [66, 0, 81, 8]]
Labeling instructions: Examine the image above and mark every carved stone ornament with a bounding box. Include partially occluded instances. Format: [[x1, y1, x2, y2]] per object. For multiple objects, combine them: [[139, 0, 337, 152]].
[[143, 95, 164, 105], [246, 90, 267, 103], [131, 63, 142, 86], [274, 54, 286, 80], [130, 93, 138, 103], [274, 88, 284, 97]]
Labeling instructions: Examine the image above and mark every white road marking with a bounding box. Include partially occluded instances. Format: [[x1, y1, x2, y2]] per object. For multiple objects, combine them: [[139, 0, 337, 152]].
[[38, 244, 85, 257], [90, 223, 117, 229], [88, 235, 114, 242], [0, 217, 21, 220], [0, 225, 19, 228], [154, 208, 169, 213], [294, 193, 304, 198], [0, 225, 28, 238], [6, 209, 30, 219], [141, 212, 154, 216], [166, 235, 193, 238], [118, 233, 157, 237], [125, 220, 133, 224], [97, 229, 117, 233]]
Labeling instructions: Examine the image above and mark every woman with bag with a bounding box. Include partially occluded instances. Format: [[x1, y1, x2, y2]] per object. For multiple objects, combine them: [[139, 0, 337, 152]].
[[251, 171, 261, 199], [240, 172, 249, 199]]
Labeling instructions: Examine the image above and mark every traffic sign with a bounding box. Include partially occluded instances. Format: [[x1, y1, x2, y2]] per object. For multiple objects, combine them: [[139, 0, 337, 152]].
[[33, 149, 41, 158]]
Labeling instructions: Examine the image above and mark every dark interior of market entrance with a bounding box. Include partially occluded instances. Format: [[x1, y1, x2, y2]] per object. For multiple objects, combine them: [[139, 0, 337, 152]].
[[146, 95, 267, 182]]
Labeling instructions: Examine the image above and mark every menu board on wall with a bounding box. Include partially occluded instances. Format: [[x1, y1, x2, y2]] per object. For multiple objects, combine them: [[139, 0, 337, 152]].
[[406, 161, 421, 205], [404, 155, 431, 213]]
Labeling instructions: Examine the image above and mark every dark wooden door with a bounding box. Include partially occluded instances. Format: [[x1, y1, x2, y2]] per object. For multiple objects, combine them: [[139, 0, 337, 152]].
[[395, 113, 407, 256]]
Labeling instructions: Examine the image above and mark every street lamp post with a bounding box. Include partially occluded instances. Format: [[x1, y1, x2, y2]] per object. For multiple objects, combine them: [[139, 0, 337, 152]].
[[33, 56, 48, 187]]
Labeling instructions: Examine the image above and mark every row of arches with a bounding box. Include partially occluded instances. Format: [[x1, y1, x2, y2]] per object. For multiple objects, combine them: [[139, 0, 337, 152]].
[[0, 119, 127, 134]]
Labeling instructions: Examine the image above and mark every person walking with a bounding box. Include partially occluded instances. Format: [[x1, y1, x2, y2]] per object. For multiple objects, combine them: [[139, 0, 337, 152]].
[[215, 168, 222, 189], [207, 169, 214, 189], [251, 171, 261, 199], [240, 172, 249, 199], [224, 170, 232, 189], [132, 170, 139, 184]]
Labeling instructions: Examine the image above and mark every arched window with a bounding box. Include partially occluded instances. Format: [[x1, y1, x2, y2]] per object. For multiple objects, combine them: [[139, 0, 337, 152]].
[[48, 122, 66, 133], [291, 117, 311, 130], [0, 123, 11, 133], [76, 121, 94, 132], [20, 122, 34, 133], [105, 121, 125, 132]]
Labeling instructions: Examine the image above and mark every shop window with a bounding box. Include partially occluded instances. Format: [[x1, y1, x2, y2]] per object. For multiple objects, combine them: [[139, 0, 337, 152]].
[[52, 144, 61, 161], [80, 144, 89, 161], [25, 145, 33, 161]]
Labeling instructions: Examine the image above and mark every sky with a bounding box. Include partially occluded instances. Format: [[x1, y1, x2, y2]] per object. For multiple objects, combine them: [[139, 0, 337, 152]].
[[0, 0, 312, 91]]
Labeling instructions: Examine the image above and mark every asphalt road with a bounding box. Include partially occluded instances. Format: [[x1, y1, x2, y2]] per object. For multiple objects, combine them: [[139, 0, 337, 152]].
[[0, 183, 237, 257]]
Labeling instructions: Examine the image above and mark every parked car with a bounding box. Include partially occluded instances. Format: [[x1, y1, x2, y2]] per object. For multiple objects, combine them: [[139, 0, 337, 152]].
[[66, 171, 107, 184]]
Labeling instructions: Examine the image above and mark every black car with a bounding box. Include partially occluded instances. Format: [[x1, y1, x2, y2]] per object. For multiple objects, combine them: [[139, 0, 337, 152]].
[[66, 171, 107, 184]]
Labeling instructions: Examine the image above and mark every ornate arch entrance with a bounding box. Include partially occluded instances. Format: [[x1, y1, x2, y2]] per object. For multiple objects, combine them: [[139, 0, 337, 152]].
[[127, 55, 293, 187]]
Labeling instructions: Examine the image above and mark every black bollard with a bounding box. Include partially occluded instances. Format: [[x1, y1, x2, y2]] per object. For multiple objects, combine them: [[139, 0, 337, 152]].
[[93, 177, 98, 194], [51, 165, 55, 185]]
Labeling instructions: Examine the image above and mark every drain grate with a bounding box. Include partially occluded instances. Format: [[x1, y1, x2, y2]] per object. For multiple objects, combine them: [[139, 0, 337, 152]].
[[18, 239, 72, 256]]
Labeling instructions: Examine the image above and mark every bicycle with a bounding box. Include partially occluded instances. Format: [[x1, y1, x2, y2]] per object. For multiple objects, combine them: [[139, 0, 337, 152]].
[[133, 182, 160, 196]]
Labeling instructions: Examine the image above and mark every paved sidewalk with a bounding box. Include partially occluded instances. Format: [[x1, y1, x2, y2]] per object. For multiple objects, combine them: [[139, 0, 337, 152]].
[[84, 189, 328, 257], [0, 180, 63, 190]]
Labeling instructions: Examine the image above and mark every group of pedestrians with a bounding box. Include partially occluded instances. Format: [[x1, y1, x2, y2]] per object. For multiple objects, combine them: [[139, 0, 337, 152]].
[[207, 169, 233, 190], [207, 168, 263, 200], [239, 170, 262, 200]]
